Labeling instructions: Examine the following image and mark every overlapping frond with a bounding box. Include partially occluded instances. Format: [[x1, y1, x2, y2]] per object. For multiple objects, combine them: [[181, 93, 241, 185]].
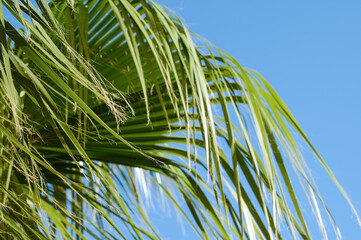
[[0, 0, 358, 239]]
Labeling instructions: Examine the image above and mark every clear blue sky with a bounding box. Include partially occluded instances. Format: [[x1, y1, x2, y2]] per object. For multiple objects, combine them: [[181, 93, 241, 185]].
[[155, 0, 361, 239]]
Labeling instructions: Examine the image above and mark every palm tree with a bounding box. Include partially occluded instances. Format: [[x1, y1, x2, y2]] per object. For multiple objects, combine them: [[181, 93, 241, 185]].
[[0, 0, 358, 239]]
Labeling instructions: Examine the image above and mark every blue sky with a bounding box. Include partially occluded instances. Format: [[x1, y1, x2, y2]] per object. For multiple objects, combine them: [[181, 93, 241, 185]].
[[155, 0, 361, 239]]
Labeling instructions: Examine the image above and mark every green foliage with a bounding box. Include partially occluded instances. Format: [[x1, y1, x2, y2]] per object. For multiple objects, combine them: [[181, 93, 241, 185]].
[[0, 0, 358, 239]]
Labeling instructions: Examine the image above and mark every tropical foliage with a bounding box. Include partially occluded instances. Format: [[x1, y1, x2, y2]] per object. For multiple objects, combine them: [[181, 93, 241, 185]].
[[0, 0, 358, 239]]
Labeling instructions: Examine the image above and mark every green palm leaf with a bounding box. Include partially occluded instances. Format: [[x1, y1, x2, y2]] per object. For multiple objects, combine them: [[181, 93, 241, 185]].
[[0, 0, 358, 239]]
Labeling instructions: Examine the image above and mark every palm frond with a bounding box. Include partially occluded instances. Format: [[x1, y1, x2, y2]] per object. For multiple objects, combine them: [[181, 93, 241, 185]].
[[0, 0, 358, 239]]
